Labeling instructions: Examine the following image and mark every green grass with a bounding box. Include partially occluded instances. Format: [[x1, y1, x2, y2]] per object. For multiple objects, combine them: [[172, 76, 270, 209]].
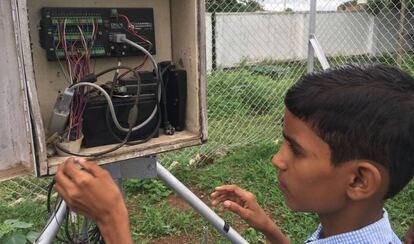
[[1, 55, 414, 242], [0, 143, 412, 243], [0, 200, 47, 231], [386, 180, 414, 237], [125, 142, 413, 243]]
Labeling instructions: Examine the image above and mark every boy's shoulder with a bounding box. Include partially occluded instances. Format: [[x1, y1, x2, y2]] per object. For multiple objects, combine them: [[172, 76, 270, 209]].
[[305, 210, 401, 244]]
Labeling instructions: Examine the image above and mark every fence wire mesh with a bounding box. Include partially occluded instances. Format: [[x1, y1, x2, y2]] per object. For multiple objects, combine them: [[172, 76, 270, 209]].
[[1, 0, 413, 203]]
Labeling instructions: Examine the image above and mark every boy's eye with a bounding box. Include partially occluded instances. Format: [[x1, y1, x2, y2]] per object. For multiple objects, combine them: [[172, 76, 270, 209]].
[[287, 141, 302, 156]]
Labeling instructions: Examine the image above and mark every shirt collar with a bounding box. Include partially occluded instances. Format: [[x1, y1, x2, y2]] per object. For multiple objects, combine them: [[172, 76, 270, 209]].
[[305, 209, 400, 243]]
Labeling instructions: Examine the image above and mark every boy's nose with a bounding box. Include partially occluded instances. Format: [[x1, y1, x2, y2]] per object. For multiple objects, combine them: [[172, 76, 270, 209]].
[[272, 149, 287, 171]]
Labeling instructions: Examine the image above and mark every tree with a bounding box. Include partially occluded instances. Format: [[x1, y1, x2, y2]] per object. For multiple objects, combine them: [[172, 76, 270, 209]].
[[365, 0, 412, 66], [206, 0, 264, 70], [365, 0, 414, 15], [206, 0, 264, 12]]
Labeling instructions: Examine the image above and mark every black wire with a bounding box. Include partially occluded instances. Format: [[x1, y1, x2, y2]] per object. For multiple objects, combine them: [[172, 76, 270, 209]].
[[158, 63, 171, 128], [55, 125, 133, 158], [64, 211, 73, 243], [46, 177, 104, 243], [49, 62, 133, 244], [105, 102, 161, 146], [104, 67, 161, 145], [45, 179, 68, 243], [47, 178, 56, 214], [63, 207, 104, 243], [161, 64, 172, 87], [55, 65, 139, 158], [127, 107, 161, 145], [94, 65, 138, 79]]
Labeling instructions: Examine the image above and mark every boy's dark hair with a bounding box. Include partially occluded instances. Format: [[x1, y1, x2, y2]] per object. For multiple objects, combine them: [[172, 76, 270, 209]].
[[285, 64, 414, 198]]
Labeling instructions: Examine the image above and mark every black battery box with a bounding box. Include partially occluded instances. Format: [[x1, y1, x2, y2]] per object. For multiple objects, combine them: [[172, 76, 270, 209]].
[[82, 94, 159, 148]]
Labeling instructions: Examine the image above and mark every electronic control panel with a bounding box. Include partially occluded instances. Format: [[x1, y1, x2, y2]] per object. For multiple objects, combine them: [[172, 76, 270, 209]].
[[40, 7, 156, 60]]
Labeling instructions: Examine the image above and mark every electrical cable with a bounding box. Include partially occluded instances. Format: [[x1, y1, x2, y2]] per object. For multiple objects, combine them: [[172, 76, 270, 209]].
[[157, 62, 174, 134], [47, 16, 178, 242], [105, 100, 161, 146], [55, 67, 139, 157], [41, 179, 68, 243], [117, 13, 153, 79], [101, 57, 160, 146], [120, 37, 159, 82], [54, 37, 168, 156], [121, 37, 174, 134], [45, 179, 103, 243], [46, 178, 55, 214], [64, 39, 163, 136], [55, 107, 133, 158], [54, 21, 71, 84], [53, 43, 161, 156], [68, 80, 157, 133]]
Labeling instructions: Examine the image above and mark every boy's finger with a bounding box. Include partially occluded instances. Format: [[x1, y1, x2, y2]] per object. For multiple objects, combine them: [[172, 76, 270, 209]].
[[211, 196, 226, 206], [210, 190, 232, 199], [233, 187, 252, 200], [61, 158, 81, 177], [54, 184, 69, 204], [77, 159, 104, 177], [216, 185, 251, 199], [223, 200, 250, 219], [215, 185, 238, 191], [62, 159, 91, 181], [211, 194, 232, 206], [55, 167, 76, 191]]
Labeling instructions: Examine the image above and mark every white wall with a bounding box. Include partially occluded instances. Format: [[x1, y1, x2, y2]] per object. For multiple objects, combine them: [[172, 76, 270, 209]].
[[206, 11, 407, 69], [315, 12, 375, 56], [205, 13, 213, 71], [214, 12, 308, 67]]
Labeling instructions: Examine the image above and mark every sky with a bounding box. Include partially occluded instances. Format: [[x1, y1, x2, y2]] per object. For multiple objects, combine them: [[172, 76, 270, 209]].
[[261, 0, 350, 11]]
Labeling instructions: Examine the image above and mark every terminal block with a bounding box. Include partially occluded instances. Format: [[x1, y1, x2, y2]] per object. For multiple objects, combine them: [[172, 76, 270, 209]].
[[40, 7, 156, 60]]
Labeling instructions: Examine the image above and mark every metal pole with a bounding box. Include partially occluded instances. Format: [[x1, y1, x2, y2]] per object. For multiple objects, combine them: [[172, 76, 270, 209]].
[[309, 35, 330, 70], [156, 162, 249, 244], [35, 158, 248, 243], [307, 0, 317, 73], [36, 200, 67, 244]]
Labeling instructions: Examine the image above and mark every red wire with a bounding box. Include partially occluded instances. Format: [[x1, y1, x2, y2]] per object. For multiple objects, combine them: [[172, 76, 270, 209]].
[[117, 13, 154, 79], [61, 21, 97, 139]]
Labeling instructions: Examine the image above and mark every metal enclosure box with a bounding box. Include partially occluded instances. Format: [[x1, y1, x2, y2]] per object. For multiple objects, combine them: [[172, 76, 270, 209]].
[[0, 0, 207, 179]]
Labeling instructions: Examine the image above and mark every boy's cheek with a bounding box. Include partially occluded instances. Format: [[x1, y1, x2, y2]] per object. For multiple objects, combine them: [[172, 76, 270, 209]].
[[284, 176, 346, 213]]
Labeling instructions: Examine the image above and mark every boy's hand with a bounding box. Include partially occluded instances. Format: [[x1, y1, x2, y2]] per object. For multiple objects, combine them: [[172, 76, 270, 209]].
[[405, 221, 414, 244], [54, 157, 132, 244], [210, 185, 274, 232], [211, 185, 290, 244], [54, 157, 125, 223]]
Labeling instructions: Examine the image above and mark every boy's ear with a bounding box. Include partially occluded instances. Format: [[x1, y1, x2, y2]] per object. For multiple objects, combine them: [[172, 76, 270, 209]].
[[346, 162, 383, 201]]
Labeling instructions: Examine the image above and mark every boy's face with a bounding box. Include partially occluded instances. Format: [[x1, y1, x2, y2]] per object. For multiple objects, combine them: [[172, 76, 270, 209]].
[[272, 109, 353, 214]]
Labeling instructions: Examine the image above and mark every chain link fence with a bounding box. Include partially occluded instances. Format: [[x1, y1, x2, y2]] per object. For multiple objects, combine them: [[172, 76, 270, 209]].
[[1, 0, 413, 203]]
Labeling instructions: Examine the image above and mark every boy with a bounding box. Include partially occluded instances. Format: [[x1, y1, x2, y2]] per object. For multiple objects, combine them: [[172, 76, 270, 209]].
[[55, 64, 414, 243], [210, 64, 414, 243]]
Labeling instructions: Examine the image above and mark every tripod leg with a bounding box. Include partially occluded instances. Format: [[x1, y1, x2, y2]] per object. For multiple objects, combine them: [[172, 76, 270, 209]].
[[156, 161, 248, 244], [36, 200, 67, 244]]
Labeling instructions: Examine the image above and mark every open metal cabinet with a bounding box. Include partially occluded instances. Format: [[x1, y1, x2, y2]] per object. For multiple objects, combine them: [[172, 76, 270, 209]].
[[0, 0, 208, 180]]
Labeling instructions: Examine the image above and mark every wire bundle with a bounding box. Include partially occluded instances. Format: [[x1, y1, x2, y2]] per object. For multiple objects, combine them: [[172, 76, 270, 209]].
[[46, 179, 104, 244], [50, 15, 150, 243], [55, 19, 99, 141], [118, 13, 153, 78], [42, 11, 176, 244]]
